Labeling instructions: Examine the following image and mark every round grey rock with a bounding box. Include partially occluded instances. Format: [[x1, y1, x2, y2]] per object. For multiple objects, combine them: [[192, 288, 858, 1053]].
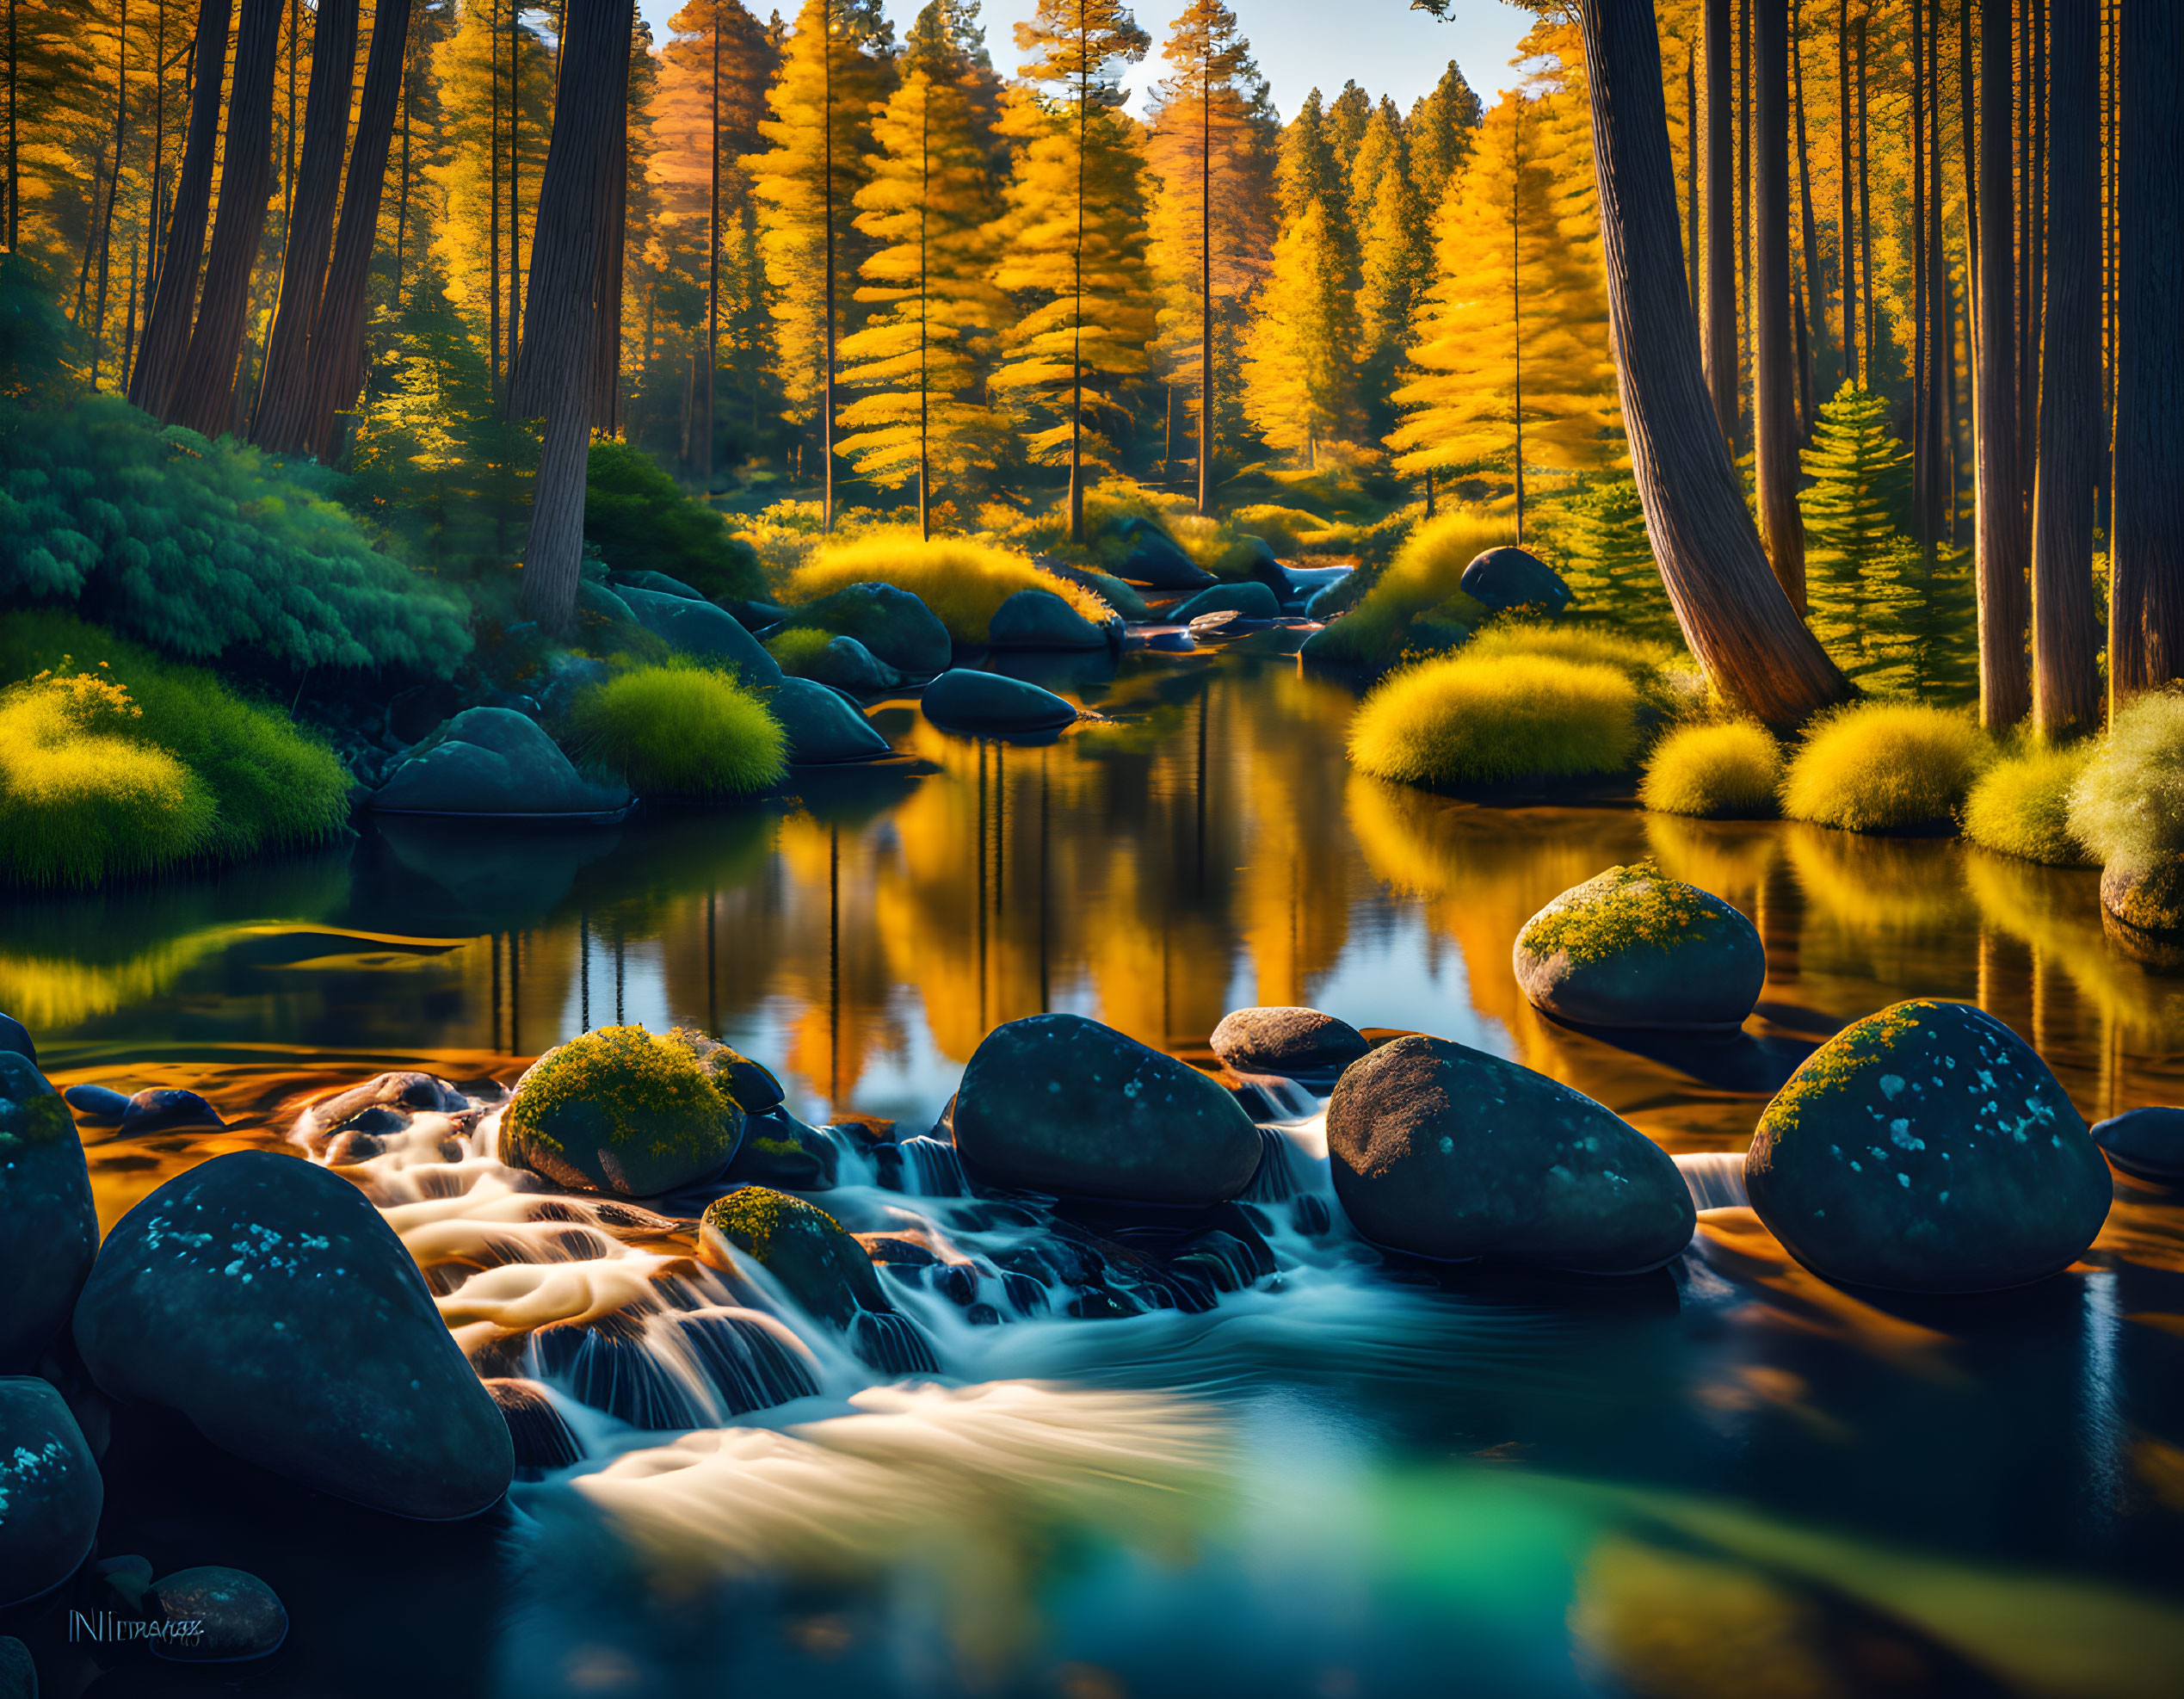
[[119, 1087, 226, 1132], [0, 1051, 97, 1373], [1210, 1007, 1368, 1075], [373, 707, 631, 818], [953, 1013, 1263, 1204], [72, 1150, 514, 1519], [795, 633, 903, 693], [986, 588, 1109, 650], [1169, 580, 1282, 623], [62, 1084, 131, 1122], [1746, 1000, 2113, 1294], [1514, 863, 1767, 1031], [2092, 1106, 2184, 1182], [148, 1566, 287, 1663], [1116, 523, 1217, 590], [619, 584, 783, 683], [921, 669, 1077, 732], [1326, 1035, 1695, 1273], [796, 583, 953, 677], [0, 1377, 102, 1609], [1460, 546, 1570, 612], [768, 677, 891, 764]]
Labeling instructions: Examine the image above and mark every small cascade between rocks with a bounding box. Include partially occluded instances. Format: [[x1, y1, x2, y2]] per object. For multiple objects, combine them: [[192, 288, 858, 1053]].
[[1673, 1151, 1752, 1211]]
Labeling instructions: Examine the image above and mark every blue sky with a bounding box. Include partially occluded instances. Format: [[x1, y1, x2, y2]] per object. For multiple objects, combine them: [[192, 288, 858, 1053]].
[[632, 1, 1534, 120]]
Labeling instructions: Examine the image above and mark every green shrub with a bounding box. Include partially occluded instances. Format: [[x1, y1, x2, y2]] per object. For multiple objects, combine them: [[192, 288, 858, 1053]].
[[1964, 744, 2096, 865], [0, 610, 349, 880], [0, 393, 471, 674], [1780, 701, 1991, 833], [2069, 691, 2184, 868], [762, 627, 839, 675], [1310, 508, 1518, 665], [787, 532, 1110, 641], [1348, 653, 1642, 788], [569, 665, 787, 799], [0, 671, 216, 887], [584, 440, 763, 602], [1641, 722, 1783, 818]]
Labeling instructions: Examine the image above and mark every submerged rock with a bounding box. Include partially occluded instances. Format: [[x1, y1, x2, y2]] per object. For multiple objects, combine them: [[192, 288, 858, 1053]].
[[0, 1377, 102, 1609], [501, 1025, 746, 1196], [373, 707, 631, 819], [1209, 1007, 1368, 1076], [147, 1566, 287, 1663], [1169, 580, 1282, 623], [118, 1086, 226, 1132], [1514, 862, 1767, 1032], [0, 1051, 98, 1373], [1459, 546, 1570, 613], [796, 583, 953, 678], [700, 1187, 937, 1373], [769, 677, 892, 765], [72, 1150, 514, 1519], [1325, 1035, 1694, 1273], [952, 1013, 1262, 1205], [1745, 999, 2113, 1293], [62, 1083, 132, 1123], [2091, 1106, 2184, 1183], [484, 1377, 585, 1472], [619, 584, 783, 684], [921, 669, 1077, 732], [987, 588, 1110, 650]]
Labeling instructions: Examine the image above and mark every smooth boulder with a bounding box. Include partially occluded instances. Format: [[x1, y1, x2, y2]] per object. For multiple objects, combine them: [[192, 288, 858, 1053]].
[[2100, 858, 2184, 938], [2092, 1106, 2184, 1182], [147, 1567, 288, 1663], [72, 1151, 513, 1519], [700, 1187, 935, 1372], [1210, 1007, 1368, 1076], [1744, 999, 2113, 1293], [1325, 1035, 1695, 1273], [797, 584, 953, 678], [953, 1013, 1262, 1204], [0, 1012, 31, 1063], [1459, 546, 1570, 613], [119, 1086, 226, 1131], [1169, 580, 1282, 623], [0, 1378, 102, 1609], [610, 569, 706, 601], [620, 584, 783, 683], [0, 1051, 97, 1373], [1115, 522, 1216, 590], [921, 669, 1077, 732], [1514, 862, 1767, 1031], [769, 677, 891, 765], [373, 707, 631, 818], [986, 588, 1109, 651], [502, 1025, 747, 1195], [793, 633, 904, 694]]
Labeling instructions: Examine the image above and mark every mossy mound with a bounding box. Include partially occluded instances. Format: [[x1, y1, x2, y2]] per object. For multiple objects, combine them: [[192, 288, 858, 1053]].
[[2067, 691, 2184, 870], [566, 665, 786, 799], [1780, 702, 1990, 833], [502, 1025, 745, 1196], [1515, 862, 1766, 1031], [1348, 653, 1641, 788], [1640, 721, 1782, 818], [1963, 744, 2095, 865]]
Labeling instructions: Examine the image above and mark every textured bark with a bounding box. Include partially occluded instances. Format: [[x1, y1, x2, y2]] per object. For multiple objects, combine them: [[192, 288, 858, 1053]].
[[170, 0, 282, 437], [1922, 0, 1949, 547], [590, 110, 628, 431], [1572, 0, 1850, 726], [1836, 0, 1854, 382], [130, 0, 233, 420], [1753, 0, 1804, 607], [2111, 0, 2184, 697], [2032, 0, 2102, 737], [299, 0, 413, 458], [1975, 0, 2031, 728], [1791, 3, 1823, 421], [250, 0, 360, 452], [509, 0, 633, 628], [1702, 0, 1737, 441]]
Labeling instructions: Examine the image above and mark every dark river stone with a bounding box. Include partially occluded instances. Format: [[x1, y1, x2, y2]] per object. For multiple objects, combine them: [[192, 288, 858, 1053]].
[[0, 1050, 98, 1373], [148, 1566, 288, 1662], [1514, 862, 1767, 1032], [2092, 1104, 2184, 1182], [0, 1377, 102, 1609]]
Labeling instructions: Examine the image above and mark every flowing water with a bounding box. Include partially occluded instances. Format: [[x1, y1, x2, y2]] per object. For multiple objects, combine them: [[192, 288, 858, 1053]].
[[9, 640, 2184, 1698]]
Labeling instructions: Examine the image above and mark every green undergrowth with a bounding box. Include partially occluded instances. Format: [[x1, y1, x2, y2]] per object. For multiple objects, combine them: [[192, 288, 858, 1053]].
[[568, 664, 787, 799], [1779, 701, 1990, 833], [1963, 743, 2096, 866], [2068, 691, 2184, 869], [1306, 509, 1517, 666], [762, 626, 839, 675], [1348, 652, 1642, 788], [1641, 721, 1784, 818], [584, 440, 765, 602]]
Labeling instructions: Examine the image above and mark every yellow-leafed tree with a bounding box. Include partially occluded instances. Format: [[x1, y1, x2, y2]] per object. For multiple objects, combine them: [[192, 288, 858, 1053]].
[[989, 0, 1154, 543], [1241, 96, 1359, 466], [834, 4, 1009, 535], [1143, 0, 1278, 513], [1349, 97, 1430, 440]]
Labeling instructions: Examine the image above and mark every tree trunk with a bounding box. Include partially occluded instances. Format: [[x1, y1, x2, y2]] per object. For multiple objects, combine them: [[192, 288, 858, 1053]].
[[824, 19, 837, 534], [508, 0, 521, 398], [1857, 17, 1872, 375], [1686, 40, 1700, 310], [1737, 0, 1751, 454], [1753, 0, 1803, 608], [509, 0, 633, 629], [2032, 0, 2102, 737], [1910, 0, 1931, 553], [1791, 1, 1823, 421], [2021, 0, 2045, 484], [251, 0, 360, 452], [1976, 0, 2031, 728], [301, 0, 413, 458], [591, 99, 627, 433], [1571, 0, 1851, 726], [1702, 0, 1737, 443], [131, 0, 234, 420], [87, 0, 128, 388], [1198, 46, 1212, 517], [170, 0, 283, 437], [2111, 0, 2184, 698], [704, 20, 719, 487], [1836, 0, 1854, 384], [1923, 0, 1950, 550]]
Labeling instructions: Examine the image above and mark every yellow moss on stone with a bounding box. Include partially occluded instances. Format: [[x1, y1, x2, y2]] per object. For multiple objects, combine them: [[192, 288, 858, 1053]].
[[505, 1024, 736, 1175], [1752, 1000, 1935, 1155], [1518, 862, 1726, 966]]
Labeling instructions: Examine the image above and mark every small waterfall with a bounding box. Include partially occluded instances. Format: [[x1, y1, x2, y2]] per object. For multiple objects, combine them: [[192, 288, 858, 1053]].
[[874, 1134, 969, 1197], [656, 1307, 821, 1418], [1675, 1150, 1752, 1210], [1243, 1126, 1309, 1202], [850, 1308, 941, 1375], [1229, 1071, 1323, 1122], [530, 1311, 713, 1433]]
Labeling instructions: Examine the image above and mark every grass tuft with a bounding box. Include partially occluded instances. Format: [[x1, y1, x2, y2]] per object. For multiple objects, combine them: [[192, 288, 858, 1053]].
[[1964, 743, 2095, 865], [1641, 722, 1783, 818], [1307, 509, 1517, 665], [1462, 621, 1675, 682], [1348, 653, 1641, 787], [762, 627, 839, 675], [787, 532, 1110, 641], [569, 665, 787, 799], [1779, 701, 1990, 833], [2068, 692, 2184, 869]]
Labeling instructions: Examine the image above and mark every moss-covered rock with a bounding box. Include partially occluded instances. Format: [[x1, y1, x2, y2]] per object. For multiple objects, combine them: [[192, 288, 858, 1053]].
[[0, 1049, 97, 1373], [619, 585, 783, 683], [724, 1110, 840, 1189], [501, 1024, 746, 1196], [1745, 1000, 2113, 1293], [1514, 862, 1767, 1031], [1325, 1035, 1694, 1273], [0, 1377, 102, 1609], [2100, 856, 2184, 938], [796, 584, 953, 678]]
